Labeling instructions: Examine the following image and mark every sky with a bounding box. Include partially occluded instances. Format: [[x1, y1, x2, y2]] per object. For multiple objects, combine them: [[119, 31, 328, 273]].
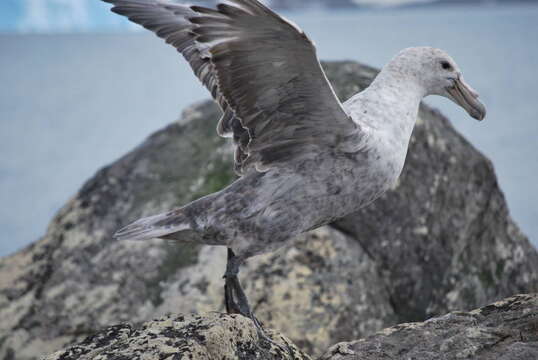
[[0, 0, 506, 33], [0, 0, 135, 33]]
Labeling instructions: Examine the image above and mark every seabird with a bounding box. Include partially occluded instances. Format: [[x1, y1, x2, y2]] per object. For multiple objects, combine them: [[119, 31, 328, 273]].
[[104, 0, 486, 344]]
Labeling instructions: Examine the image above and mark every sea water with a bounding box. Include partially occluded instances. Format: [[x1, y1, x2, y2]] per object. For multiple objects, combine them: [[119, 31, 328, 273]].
[[0, 3, 537, 256]]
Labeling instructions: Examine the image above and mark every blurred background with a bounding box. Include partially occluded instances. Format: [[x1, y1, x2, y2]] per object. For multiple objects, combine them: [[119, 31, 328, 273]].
[[0, 0, 537, 256]]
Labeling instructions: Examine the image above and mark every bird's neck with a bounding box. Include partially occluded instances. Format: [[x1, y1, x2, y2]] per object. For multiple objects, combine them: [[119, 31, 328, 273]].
[[342, 67, 427, 184], [346, 66, 426, 143]]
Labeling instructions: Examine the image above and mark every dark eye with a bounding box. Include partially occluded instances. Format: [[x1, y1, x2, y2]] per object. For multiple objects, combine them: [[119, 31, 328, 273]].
[[441, 61, 452, 71]]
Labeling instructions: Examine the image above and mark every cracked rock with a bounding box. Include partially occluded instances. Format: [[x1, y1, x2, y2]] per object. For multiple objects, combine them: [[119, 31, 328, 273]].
[[321, 293, 538, 360]]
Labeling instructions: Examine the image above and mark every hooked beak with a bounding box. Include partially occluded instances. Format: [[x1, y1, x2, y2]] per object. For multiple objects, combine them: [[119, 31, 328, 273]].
[[446, 75, 486, 121]]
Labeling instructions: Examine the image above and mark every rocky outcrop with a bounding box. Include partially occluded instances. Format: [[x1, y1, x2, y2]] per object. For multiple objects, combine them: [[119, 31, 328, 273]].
[[43, 294, 538, 360], [1, 61, 537, 360], [44, 313, 311, 360], [321, 293, 538, 360]]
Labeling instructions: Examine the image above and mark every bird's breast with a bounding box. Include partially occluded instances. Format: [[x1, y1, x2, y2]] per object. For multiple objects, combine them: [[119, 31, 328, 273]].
[[341, 135, 409, 210]]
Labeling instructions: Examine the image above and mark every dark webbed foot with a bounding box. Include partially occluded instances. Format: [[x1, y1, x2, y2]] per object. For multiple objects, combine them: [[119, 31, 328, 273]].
[[223, 248, 292, 356]]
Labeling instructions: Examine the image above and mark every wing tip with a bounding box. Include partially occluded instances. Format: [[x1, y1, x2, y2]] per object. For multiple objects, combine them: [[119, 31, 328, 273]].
[[113, 211, 191, 241], [113, 224, 154, 241]]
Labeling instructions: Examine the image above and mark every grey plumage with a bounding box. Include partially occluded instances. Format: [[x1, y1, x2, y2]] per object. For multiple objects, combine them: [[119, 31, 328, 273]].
[[105, 0, 485, 261], [104, 1, 485, 344]]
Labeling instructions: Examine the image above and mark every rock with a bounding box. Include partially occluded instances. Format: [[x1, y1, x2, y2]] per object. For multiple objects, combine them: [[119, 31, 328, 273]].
[[43, 312, 311, 360], [1, 61, 537, 360], [321, 293, 538, 360], [43, 294, 538, 360]]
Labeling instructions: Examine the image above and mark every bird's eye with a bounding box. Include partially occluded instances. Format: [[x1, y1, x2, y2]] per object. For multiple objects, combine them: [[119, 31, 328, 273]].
[[441, 61, 452, 71]]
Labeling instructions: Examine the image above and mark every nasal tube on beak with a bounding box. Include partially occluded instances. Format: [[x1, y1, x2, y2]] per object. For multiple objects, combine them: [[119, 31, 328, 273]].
[[447, 75, 486, 121]]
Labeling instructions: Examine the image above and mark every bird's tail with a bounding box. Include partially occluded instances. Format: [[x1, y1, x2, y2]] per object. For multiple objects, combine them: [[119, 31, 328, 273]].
[[114, 209, 199, 242]]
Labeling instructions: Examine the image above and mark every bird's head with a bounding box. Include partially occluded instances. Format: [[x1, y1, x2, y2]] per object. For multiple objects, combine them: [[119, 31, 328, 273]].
[[394, 47, 486, 121]]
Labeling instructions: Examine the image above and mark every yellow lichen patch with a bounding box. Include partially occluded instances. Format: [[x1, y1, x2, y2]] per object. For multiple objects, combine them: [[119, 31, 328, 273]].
[[202, 315, 258, 357], [378, 326, 399, 336], [413, 226, 429, 236], [308, 228, 339, 259], [118, 313, 303, 360]]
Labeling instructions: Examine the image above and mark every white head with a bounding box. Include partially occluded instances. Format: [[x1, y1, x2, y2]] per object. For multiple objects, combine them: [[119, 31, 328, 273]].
[[388, 47, 486, 121]]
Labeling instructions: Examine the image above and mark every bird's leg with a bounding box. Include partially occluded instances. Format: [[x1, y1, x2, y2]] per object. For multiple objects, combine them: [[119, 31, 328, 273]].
[[223, 248, 292, 356], [223, 248, 252, 316], [224, 248, 242, 314], [224, 281, 241, 314]]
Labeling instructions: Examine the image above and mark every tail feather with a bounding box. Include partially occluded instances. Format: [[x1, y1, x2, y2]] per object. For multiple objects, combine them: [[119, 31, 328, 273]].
[[114, 210, 190, 241]]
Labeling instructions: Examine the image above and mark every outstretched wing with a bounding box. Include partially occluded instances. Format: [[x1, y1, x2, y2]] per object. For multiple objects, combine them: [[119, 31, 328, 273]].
[[103, 0, 358, 174]]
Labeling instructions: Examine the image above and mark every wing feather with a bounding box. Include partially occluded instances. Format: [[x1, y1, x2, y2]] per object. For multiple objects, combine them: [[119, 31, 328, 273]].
[[103, 0, 358, 174]]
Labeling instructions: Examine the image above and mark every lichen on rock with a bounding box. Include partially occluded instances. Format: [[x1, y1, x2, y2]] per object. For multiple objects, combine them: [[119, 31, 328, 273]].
[[320, 294, 538, 360], [43, 294, 538, 360], [44, 313, 311, 360]]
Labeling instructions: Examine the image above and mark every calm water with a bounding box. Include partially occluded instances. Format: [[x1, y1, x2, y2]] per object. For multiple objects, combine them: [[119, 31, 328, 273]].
[[1, 4, 537, 256]]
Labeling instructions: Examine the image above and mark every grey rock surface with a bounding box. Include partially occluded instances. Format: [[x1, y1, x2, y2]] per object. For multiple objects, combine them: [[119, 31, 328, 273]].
[[1, 61, 537, 359], [321, 293, 538, 360], [43, 294, 538, 360], [43, 312, 311, 360]]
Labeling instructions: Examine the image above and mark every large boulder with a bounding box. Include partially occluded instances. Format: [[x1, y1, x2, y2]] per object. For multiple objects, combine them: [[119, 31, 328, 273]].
[[1, 61, 537, 359], [43, 294, 538, 360], [321, 293, 538, 360], [43, 313, 311, 360]]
